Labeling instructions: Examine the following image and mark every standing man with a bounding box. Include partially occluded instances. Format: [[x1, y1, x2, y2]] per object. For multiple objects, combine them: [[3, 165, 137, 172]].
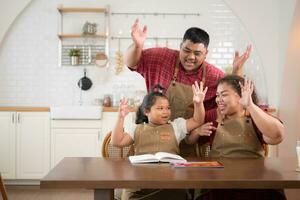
[[125, 19, 251, 156]]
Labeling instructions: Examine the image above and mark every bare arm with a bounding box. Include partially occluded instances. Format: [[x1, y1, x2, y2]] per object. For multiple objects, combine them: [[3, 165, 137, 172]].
[[111, 99, 134, 147], [185, 122, 216, 144], [125, 19, 147, 69], [186, 81, 207, 132], [240, 78, 285, 145], [247, 104, 284, 145]]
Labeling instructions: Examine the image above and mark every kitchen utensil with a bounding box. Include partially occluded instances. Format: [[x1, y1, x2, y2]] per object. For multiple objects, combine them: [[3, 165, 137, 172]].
[[94, 52, 108, 68], [78, 68, 92, 91]]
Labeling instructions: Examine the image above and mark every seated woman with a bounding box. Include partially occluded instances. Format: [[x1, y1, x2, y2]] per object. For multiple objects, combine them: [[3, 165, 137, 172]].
[[187, 75, 286, 200]]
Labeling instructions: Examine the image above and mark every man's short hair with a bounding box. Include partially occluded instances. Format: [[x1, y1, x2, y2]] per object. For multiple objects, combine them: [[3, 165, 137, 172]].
[[183, 27, 210, 48]]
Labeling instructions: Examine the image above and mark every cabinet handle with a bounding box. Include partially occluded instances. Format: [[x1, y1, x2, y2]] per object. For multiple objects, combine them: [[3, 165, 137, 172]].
[[17, 113, 20, 123], [12, 113, 15, 123]]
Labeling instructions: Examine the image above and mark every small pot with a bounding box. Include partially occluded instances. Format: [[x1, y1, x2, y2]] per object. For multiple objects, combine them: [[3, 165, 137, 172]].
[[71, 56, 79, 65], [78, 68, 92, 90]]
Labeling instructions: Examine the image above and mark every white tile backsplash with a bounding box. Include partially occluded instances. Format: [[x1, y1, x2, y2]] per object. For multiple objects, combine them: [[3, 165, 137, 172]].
[[0, 0, 269, 106]]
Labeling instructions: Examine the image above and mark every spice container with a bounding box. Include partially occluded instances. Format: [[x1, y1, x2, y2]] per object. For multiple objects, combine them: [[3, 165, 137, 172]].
[[103, 95, 112, 107]]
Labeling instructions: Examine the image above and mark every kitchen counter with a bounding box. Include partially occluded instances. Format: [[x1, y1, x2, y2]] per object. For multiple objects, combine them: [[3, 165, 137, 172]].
[[0, 106, 276, 113], [103, 106, 137, 112], [0, 106, 50, 112]]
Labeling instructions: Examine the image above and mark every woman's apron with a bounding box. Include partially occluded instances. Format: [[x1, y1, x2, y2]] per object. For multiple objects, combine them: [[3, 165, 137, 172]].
[[121, 124, 185, 200], [165, 57, 206, 157], [209, 115, 264, 158], [194, 115, 266, 200]]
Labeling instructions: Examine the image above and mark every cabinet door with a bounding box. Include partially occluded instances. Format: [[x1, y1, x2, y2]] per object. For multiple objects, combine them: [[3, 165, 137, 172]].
[[16, 112, 50, 179], [51, 128, 100, 168], [0, 112, 16, 179], [100, 112, 136, 154]]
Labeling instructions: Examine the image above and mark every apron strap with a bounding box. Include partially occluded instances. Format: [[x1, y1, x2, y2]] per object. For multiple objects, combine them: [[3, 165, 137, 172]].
[[171, 55, 207, 86], [172, 57, 180, 85]]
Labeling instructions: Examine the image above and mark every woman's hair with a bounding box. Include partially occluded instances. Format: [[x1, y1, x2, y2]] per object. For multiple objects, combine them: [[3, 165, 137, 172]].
[[135, 85, 168, 124], [217, 75, 259, 105]]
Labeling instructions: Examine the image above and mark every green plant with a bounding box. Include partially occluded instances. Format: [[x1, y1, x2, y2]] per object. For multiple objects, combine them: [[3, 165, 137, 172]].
[[68, 49, 81, 57]]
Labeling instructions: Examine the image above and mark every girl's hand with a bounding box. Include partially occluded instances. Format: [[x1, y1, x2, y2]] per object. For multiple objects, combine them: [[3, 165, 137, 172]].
[[192, 81, 208, 104], [194, 122, 216, 136], [131, 18, 147, 49], [239, 77, 254, 108], [119, 98, 129, 119]]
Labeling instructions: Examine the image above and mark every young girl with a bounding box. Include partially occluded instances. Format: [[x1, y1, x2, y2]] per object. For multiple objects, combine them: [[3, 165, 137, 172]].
[[112, 81, 207, 200], [188, 75, 286, 200]]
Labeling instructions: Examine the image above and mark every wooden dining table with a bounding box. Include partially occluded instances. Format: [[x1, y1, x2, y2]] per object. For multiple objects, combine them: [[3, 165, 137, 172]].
[[40, 157, 300, 200]]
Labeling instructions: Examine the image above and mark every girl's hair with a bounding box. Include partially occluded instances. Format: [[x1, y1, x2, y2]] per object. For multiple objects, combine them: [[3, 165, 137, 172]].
[[135, 85, 168, 124], [217, 75, 259, 105]]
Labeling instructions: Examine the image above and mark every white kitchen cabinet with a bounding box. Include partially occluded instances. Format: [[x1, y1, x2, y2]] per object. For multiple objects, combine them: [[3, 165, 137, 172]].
[[100, 111, 136, 152], [51, 120, 101, 168], [0, 112, 16, 179], [0, 112, 50, 179]]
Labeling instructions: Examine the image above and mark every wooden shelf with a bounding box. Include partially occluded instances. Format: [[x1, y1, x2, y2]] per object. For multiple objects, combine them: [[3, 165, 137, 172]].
[[58, 33, 107, 39], [58, 7, 107, 13]]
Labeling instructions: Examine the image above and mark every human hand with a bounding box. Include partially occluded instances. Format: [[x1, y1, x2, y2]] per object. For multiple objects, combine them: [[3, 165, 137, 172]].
[[192, 81, 208, 104], [239, 77, 254, 108], [131, 18, 147, 49], [195, 122, 216, 136], [118, 98, 129, 118], [232, 44, 252, 75]]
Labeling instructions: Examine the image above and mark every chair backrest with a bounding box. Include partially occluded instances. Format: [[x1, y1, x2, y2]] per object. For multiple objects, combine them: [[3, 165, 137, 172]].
[[0, 173, 8, 200], [101, 131, 134, 158]]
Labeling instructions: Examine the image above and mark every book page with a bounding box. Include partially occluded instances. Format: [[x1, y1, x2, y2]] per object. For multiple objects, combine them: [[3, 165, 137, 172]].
[[129, 154, 159, 164], [155, 152, 187, 163]]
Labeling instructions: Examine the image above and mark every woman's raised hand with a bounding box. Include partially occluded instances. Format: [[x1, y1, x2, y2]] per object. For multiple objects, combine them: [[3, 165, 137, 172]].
[[239, 77, 254, 108], [118, 98, 130, 119], [192, 81, 208, 104]]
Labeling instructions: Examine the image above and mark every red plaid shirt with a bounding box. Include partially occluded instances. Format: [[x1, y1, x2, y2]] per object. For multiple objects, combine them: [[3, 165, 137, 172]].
[[130, 47, 225, 122]]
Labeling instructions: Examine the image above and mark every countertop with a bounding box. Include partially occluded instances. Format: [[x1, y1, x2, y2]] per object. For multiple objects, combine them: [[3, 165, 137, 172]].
[[0, 106, 275, 113], [0, 106, 137, 112], [0, 106, 50, 112]]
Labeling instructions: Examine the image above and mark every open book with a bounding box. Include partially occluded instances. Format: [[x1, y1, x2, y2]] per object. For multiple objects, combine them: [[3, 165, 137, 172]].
[[129, 152, 187, 164], [172, 161, 224, 168]]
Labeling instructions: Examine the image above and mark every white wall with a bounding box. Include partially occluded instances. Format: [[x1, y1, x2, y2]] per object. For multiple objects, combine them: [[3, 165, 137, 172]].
[[278, 0, 300, 157], [0, 0, 32, 43], [0, 0, 295, 111]]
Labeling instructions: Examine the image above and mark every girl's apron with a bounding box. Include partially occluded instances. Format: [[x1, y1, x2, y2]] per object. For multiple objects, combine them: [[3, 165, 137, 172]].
[[122, 124, 185, 200]]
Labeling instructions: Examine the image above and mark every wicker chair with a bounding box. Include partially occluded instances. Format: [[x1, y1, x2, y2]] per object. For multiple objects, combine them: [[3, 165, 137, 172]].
[[102, 131, 134, 158], [0, 173, 8, 200]]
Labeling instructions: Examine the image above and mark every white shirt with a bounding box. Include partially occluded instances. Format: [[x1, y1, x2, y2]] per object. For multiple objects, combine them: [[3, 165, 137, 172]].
[[125, 118, 188, 144]]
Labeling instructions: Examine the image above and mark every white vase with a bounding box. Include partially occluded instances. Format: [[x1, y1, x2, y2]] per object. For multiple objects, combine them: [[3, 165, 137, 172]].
[[71, 56, 79, 65]]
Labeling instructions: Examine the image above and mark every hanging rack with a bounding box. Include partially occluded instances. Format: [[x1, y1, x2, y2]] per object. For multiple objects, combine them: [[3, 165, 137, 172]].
[[111, 36, 182, 40], [111, 12, 201, 17]]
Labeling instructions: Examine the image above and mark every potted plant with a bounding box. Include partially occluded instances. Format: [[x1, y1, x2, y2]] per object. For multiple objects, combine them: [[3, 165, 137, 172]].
[[68, 48, 81, 65]]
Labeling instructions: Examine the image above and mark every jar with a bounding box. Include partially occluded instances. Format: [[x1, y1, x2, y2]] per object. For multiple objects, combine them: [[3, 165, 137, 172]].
[[103, 95, 112, 107]]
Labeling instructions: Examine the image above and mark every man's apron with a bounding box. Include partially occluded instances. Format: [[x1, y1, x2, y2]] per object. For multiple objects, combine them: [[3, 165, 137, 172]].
[[165, 57, 206, 157], [209, 115, 264, 158]]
